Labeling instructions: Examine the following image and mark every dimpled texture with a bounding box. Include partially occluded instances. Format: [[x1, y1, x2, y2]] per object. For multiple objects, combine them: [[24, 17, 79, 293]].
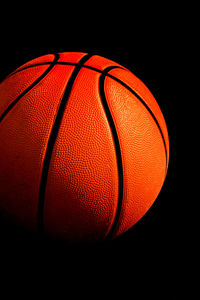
[[44, 68, 119, 241], [0, 62, 76, 230], [104, 77, 167, 237], [0, 52, 169, 242]]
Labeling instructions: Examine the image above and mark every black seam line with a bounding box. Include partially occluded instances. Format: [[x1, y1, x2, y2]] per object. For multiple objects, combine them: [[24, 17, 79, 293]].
[[99, 66, 124, 240], [37, 53, 94, 233], [0, 54, 60, 123], [5, 62, 77, 79], [2, 59, 168, 166]]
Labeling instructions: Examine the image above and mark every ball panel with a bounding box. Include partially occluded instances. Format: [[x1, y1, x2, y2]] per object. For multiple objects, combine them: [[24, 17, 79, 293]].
[[0, 65, 75, 230], [0, 65, 51, 120], [44, 68, 119, 242], [109, 68, 169, 164], [104, 76, 166, 237], [85, 55, 124, 71]]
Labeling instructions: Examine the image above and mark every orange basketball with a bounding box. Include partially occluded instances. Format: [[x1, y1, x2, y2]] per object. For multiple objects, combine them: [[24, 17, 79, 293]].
[[0, 52, 169, 242]]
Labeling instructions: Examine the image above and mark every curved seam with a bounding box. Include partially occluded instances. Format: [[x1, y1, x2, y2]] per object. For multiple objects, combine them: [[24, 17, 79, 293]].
[[0, 54, 60, 124], [99, 66, 124, 240], [37, 53, 94, 234]]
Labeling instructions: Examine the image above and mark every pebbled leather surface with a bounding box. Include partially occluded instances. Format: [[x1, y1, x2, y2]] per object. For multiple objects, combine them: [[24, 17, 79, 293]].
[[44, 67, 119, 242], [0, 65, 50, 117], [108, 67, 169, 164], [0, 63, 75, 231], [104, 76, 167, 237]]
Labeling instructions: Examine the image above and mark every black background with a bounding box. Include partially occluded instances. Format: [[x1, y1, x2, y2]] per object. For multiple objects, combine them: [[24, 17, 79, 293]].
[[0, 3, 182, 297]]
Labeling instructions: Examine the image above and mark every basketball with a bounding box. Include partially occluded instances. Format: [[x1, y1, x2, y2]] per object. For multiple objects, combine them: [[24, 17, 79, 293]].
[[0, 52, 169, 242]]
